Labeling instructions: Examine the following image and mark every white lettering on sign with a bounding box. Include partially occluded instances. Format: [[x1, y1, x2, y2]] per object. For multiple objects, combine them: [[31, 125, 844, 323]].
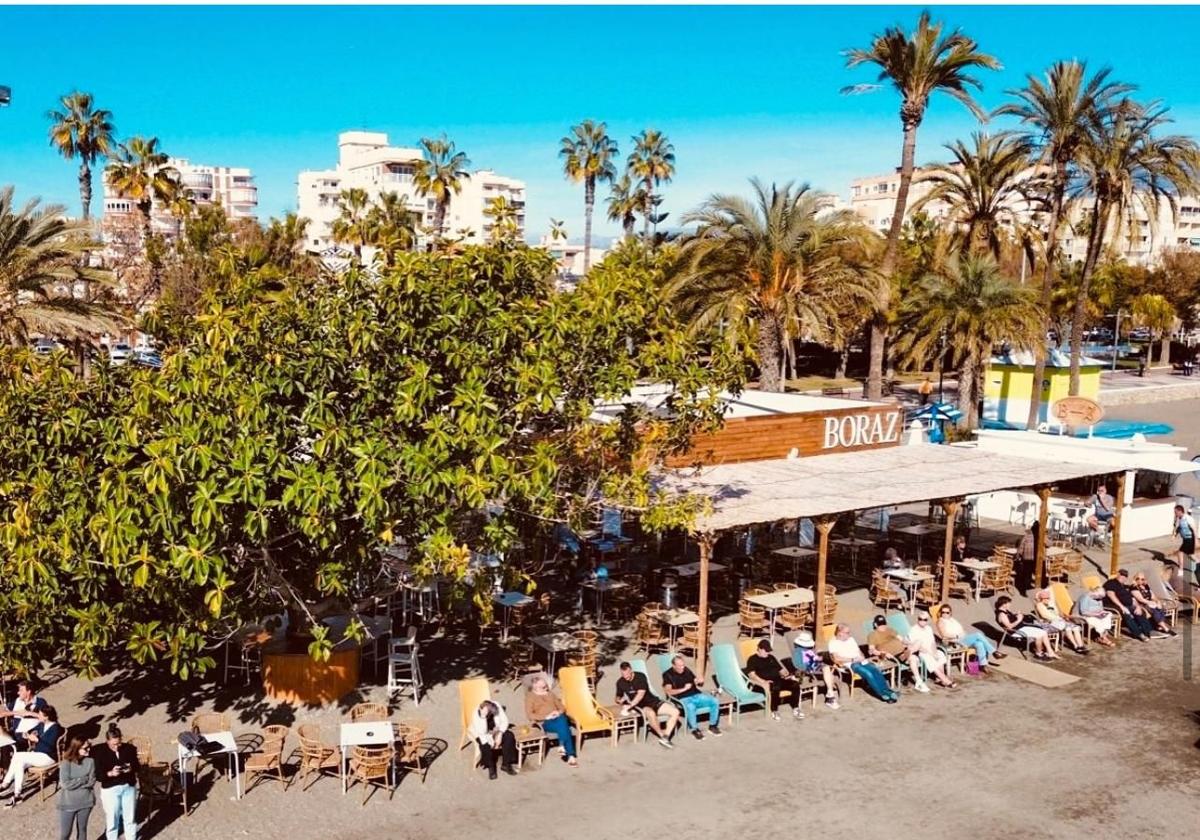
[[821, 411, 902, 450]]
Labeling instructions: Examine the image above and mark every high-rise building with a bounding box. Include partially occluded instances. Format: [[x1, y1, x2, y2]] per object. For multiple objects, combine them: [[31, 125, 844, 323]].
[[847, 167, 1200, 267], [297, 131, 526, 253], [102, 157, 258, 236]]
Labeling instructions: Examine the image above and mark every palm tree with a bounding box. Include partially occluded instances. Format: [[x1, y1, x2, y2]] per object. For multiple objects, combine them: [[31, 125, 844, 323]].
[[548, 218, 567, 244], [843, 11, 1000, 399], [560, 120, 618, 274], [995, 60, 1132, 424], [0, 187, 122, 345], [46, 92, 116, 222], [627, 129, 675, 240], [895, 255, 1042, 428], [912, 132, 1042, 259], [105, 136, 180, 246], [263, 211, 314, 273], [606, 173, 642, 240], [484, 196, 519, 244], [414, 135, 470, 246], [669, 179, 880, 392], [329, 187, 372, 261], [1066, 99, 1200, 391], [367, 191, 417, 267], [1130, 293, 1176, 366]]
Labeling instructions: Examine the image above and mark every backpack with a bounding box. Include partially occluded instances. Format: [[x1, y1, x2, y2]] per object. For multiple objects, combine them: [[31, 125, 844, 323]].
[[178, 731, 223, 756]]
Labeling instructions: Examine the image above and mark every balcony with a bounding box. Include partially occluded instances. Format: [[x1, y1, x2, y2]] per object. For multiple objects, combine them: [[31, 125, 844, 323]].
[[230, 187, 258, 205], [183, 174, 213, 190]]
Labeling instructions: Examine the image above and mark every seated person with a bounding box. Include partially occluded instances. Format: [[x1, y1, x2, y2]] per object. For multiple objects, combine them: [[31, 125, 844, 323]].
[[1087, 484, 1116, 532], [0, 680, 46, 749], [1073, 586, 1117, 647], [468, 700, 518, 780], [866, 615, 928, 693], [1130, 572, 1177, 636], [524, 673, 577, 767], [935, 603, 1003, 668], [1033, 589, 1088, 653], [995, 595, 1057, 660], [881, 547, 906, 571], [1103, 569, 1157, 641], [791, 631, 840, 710], [907, 611, 956, 688], [951, 535, 970, 564], [615, 661, 679, 748], [0, 705, 61, 807], [827, 623, 898, 703], [662, 655, 722, 740], [744, 639, 804, 721]]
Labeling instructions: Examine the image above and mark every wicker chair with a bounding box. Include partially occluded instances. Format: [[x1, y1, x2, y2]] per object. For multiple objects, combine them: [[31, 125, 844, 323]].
[[634, 613, 669, 655], [349, 702, 389, 723], [871, 570, 905, 610], [190, 712, 230, 733], [819, 585, 839, 626], [504, 642, 542, 686], [571, 630, 599, 652], [942, 565, 974, 602], [296, 723, 341, 791], [348, 744, 394, 804], [393, 720, 429, 784], [676, 620, 709, 658], [772, 582, 797, 592], [914, 575, 940, 608], [565, 648, 599, 691], [244, 725, 289, 793], [979, 563, 1014, 598], [774, 603, 813, 634], [738, 600, 770, 637], [25, 733, 65, 801]]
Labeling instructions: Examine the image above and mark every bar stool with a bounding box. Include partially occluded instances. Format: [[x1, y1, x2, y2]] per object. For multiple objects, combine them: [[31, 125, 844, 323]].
[[387, 627, 423, 706]]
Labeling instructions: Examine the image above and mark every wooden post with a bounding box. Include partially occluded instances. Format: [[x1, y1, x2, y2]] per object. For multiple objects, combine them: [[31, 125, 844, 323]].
[[1109, 471, 1126, 577], [939, 499, 961, 603], [814, 517, 837, 640], [695, 533, 714, 680], [1034, 486, 1052, 590]]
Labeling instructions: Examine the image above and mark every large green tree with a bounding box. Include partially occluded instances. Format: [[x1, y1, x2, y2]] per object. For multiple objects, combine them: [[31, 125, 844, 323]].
[[560, 120, 618, 275], [46, 91, 116, 222], [844, 11, 999, 399], [669, 179, 879, 392], [0, 245, 739, 678]]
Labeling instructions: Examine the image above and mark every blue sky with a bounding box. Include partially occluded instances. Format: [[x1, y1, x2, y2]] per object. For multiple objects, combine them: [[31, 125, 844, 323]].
[[2, 5, 1199, 243]]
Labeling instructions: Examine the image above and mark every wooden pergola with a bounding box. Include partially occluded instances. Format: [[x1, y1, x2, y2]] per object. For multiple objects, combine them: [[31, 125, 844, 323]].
[[655, 445, 1129, 679]]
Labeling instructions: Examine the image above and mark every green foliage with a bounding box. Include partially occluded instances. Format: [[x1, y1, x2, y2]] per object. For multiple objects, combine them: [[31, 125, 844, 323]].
[[0, 245, 738, 678]]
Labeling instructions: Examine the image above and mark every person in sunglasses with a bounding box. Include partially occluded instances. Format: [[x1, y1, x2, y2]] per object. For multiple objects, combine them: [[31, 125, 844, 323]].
[[907, 611, 956, 688], [935, 603, 1003, 669]]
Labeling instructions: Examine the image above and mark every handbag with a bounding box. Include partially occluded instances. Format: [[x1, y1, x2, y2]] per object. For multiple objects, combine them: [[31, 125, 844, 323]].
[[965, 660, 982, 676]]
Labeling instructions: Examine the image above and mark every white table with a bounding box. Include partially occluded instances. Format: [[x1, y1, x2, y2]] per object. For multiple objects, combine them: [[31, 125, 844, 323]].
[[954, 558, 999, 601], [493, 591, 534, 642], [652, 608, 701, 650], [531, 632, 582, 675], [579, 578, 629, 623], [891, 523, 945, 565], [745, 588, 814, 643], [668, 561, 728, 578], [178, 730, 241, 802], [884, 569, 934, 615], [339, 721, 394, 794]]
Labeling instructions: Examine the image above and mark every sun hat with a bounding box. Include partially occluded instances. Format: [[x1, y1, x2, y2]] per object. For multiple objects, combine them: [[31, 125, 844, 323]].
[[793, 631, 815, 648]]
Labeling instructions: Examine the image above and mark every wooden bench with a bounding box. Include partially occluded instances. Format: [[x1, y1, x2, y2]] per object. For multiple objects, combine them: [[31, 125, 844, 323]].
[[821, 386, 849, 398]]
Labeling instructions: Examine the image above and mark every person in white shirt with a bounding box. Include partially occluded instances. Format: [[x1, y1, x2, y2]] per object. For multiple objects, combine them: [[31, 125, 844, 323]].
[[0, 681, 46, 748], [907, 611, 956, 688], [827, 624, 898, 703], [936, 604, 1004, 669], [468, 700, 517, 780]]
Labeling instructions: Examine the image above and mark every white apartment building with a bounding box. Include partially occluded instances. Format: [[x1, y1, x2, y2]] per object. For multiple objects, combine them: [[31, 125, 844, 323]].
[[848, 167, 1200, 267], [102, 157, 258, 236], [297, 131, 526, 253]]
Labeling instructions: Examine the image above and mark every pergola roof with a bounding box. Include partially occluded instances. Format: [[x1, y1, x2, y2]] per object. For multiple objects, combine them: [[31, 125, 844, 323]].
[[652, 443, 1124, 533]]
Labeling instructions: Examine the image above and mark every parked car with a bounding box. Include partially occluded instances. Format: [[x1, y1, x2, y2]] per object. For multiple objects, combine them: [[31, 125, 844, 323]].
[[132, 349, 162, 369], [1129, 327, 1152, 341], [32, 338, 61, 356], [108, 342, 132, 365]]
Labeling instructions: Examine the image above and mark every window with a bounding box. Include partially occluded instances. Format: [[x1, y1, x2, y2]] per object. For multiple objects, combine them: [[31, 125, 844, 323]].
[[852, 186, 861, 197], [875, 183, 888, 194]]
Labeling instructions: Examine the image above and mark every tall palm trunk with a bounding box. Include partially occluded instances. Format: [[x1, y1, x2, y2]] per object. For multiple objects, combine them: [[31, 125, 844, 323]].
[[583, 175, 595, 275], [957, 352, 977, 428], [1068, 195, 1109, 394], [1160, 333, 1171, 367], [623, 215, 635, 239], [867, 115, 920, 400], [642, 180, 653, 240], [435, 199, 448, 246], [1026, 163, 1067, 428], [78, 160, 92, 222], [757, 313, 785, 392]]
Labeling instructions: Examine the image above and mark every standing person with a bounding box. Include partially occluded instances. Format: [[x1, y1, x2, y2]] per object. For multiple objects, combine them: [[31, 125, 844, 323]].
[[468, 701, 518, 780], [0, 705, 62, 808], [1087, 484, 1116, 533], [57, 735, 95, 840], [1103, 569, 1158, 641], [918, 376, 933, 406], [791, 631, 840, 710], [524, 673, 577, 767], [93, 724, 138, 839], [614, 662, 679, 748], [1016, 522, 1039, 594], [1172, 505, 1196, 569], [828, 623, 898, 703], [744, 639, 805, 721], [661, 655, 723, 740]]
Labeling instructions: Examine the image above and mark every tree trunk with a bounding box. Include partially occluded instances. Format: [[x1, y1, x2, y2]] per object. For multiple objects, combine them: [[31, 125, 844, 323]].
[[79, 160, 92, 222], [435, 200, 448, 246], [1161, 334, 1171, 366], [866, 117, 921, 400], [1068, 196, 1108, 395], [623, 216, 634, 239], [642, 179, 653, 241], [835, 347, 849, 380], [757, 314, 784, 392], [1026, 164, 1067, 429], [957, 353, 977, 428], [583, 176, 594, 276]]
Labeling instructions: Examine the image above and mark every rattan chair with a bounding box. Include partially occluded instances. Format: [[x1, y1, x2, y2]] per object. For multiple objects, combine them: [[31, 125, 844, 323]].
[[565, 648, 599, 692], [348, 744, 394, 804], [871, 570, 905, 610], [774, 602, 813, 634], [244, 725, 289, 793], [571, 630, 599, 652], [25, 733, 65, 801], [942, 565, 974, 602], [190, 712, 230, 733], [676, 620, 709, 658], [634, 613, 670, 655], [296, 724, 341, 791], [738, 600, 770, 637], [349, 702, 389, 723], [393, 720, 429, 784]]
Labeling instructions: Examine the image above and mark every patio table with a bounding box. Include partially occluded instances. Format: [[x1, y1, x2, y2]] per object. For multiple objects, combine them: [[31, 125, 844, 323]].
[[891, 523, 946, 565], [744, 587, 814, 643], [579, 578, 629, 623], [830, 537, 876, 574], [954, 558, 999, 601], [651, 608, 701, 650], [884, 568, 934, 615], [531, 632, 581, 675], [339, 721, 394, 794], [667, 560, 728, 578], [772, 546, 818, 580], [178, 730, 241, 804], [493, 591, 534, 642]]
